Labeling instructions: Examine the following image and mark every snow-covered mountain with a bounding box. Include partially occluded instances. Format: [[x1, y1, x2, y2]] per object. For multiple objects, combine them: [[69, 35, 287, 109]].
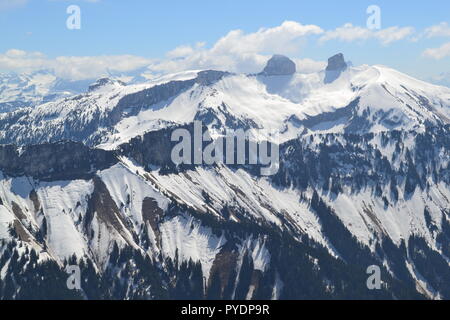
[[0, 54, 449, 300], [0, 70, 95, 113], [0, 54, 449, 149]]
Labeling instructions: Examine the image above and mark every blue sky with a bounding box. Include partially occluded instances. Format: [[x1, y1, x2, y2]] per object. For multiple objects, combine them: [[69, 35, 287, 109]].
[[1, 0, 449, 81]]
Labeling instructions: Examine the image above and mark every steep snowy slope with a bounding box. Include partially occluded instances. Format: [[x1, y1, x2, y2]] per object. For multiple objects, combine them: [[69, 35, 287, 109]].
[[0, 156, 278, 297], [1, 122, 448, 299]]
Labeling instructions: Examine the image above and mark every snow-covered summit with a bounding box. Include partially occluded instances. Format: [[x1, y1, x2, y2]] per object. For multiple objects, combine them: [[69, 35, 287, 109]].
[[88, 78, 126, 93], [0, 58, 449, 148]]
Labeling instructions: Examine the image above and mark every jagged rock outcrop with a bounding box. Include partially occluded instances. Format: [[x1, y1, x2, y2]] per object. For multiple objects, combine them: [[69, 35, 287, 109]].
[[0, 141, 117, 180], [261, 54, 296, 76], [88, 78, 125, 92], [118, 126, 178, 170], [324, 53, 348, 84]]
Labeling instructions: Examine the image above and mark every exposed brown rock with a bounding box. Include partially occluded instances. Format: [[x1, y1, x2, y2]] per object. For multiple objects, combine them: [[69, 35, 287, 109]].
[[13, 220, 31, 242], [12, 201, 27, 221], [85, 177, 134, 245], [142, 197, 164, 247], [207, 245, 239, 298], [29, 190, 41, 213]]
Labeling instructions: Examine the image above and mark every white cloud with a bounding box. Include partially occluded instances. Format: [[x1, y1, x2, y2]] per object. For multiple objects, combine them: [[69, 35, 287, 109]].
[[292, 58, 326, 74], [150, 21, 324, 75], [167, 43, 204, 59], [376, 27, 415, 45], [423, 22, 450, 38], [320, 24, 372, 43], [210, 21, 323, 55], [1, 20, 431, 80], [319, 23, 415, 45], [0, 21, 326, 79], [423, 42, 450, 60], [0, 49, 47, 70]]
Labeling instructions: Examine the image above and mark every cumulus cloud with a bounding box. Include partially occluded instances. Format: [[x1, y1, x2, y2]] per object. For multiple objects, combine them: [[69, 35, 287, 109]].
[[375, 27, 415, 45], [423, 42, 450, 60], [210, 21, 323, 55], [150, 21, 324, 75], [413, 22, 450, 41], [423, 22, 450, 38], [320, 24, 372, 43], [0, 20, 427, 80], [319, 23, 415, 45], [166, 43, 205, 59], [0, 49, 47, 70], [0, 21, 327, 79]]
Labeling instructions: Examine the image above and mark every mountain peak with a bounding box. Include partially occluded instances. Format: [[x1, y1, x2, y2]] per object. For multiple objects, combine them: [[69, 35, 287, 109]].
[[88, 78, 125, 92], [196, 70, 231, 86], [324, 53, 348, 84], [261, 54, 296, 76]]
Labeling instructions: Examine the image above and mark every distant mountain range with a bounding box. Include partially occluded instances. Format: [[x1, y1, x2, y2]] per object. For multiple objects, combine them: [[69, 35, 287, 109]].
[[430, 72, 450, 88]]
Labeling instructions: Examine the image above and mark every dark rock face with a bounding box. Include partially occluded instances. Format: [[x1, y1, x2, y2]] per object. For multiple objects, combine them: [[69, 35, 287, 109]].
[[88, 78, 125, 92], [0, 141, 117, 180], [84, 177, 131, 243], [324, 53, 348, 84], [118, 125, 181, 170], [261, 55, 296, 76], [196, 70, 231, 86]]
